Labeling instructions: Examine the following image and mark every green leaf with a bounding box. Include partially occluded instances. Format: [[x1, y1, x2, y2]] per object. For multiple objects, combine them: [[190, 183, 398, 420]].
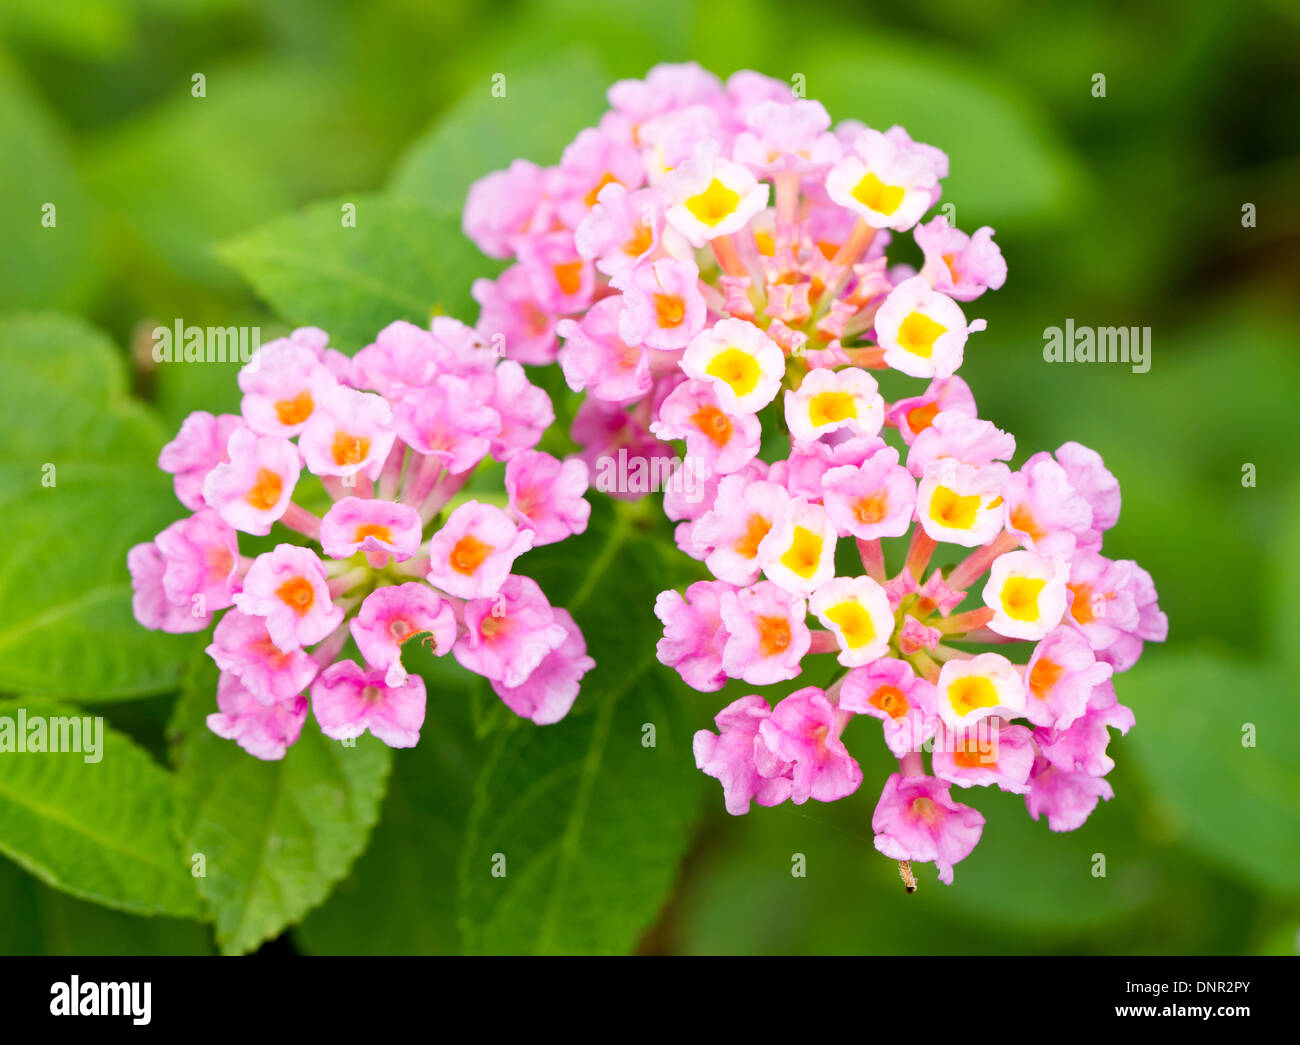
[[82, 63, 385, 306], [0, 696, 202, 918], [388, 47, 610, 218], [218, 195, 484, 352], [0, 0, 134, 59], [458, 505, 704, 954], [803, 33, 1083, 227], [170, 653, 394, 955], [0, 55, 102, 313], [0, 853, 212, 955], [0, 313, 198, 698], [296, 651, 483, 955], [1274, 477, 1300, 672], [1125, 648, 1300, 895]]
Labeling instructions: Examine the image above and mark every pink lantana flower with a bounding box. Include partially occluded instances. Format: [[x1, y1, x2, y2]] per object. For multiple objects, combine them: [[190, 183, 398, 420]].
[[426, 501, 534, 600], [693, 695, 794, 815], [239, 338, 339, 437], [692, 474, 791, 586], [233, 544, 344, 652], [207, 672, 309, 762], [452, 575, 569, 689], [758, 687, 862, 804], [134, 314, 595, 759], [489, 360, 556, 462], [320, 497, 423, 565], [1033, 680, 1135, 778], [351, 583, 457, 688], [886, 376, 976, 445], [490, 609, 595, 725], [718, 581, 811, 686], [202, 428, 301, 536], [127, 541, 212, 634], [392, 375, 500, 474], [557, 297, 653, 404], [574, 183, 662, 278], [505, 450, 591, 546], [463, 158, 548, 260], [615, 256, 708, 351], [144, 508, 241, 627], [931, 722, 1036, 794], [840, 658, 939, 758], [158, 411, 244, 510], [298, 385, 396, 481], [1022, 626, 1114, 730], [650, 379, 762, 477], [206, 608, 318, 706], [311, 660, 428, 748], [871, 773, 985, 885], [1025, 756, 1115, 832], [821, 445, 916, 540], [1002, 452, 1095, 559], [913, 215, 1007, 301], [654, 580, 733, 692]]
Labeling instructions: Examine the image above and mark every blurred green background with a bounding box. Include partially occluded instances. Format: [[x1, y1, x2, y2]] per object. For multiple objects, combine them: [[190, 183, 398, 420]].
[[1, 0, 1297, 955]]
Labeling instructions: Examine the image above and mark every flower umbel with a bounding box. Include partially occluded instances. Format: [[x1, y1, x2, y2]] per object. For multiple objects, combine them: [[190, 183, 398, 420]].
[[464, 62, 1168, 887], [130, 321, 595, 759]]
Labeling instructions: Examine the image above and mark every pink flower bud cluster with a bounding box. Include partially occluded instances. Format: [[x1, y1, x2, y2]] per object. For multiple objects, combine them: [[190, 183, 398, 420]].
[[463, 62, 1167, 885], [129, 322, 594, 759]]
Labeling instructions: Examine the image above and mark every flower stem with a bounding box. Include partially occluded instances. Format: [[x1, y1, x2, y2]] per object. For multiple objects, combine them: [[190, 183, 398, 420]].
[[857, 537, 886, 583]]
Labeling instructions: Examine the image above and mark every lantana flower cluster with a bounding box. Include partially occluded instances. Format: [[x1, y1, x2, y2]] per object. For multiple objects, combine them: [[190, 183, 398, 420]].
[[129, 321, 594, 760], [464, 62, 1167, 886]]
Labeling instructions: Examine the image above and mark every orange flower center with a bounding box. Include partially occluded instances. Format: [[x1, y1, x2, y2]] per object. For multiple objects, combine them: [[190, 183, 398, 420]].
[[450, 534, 493, 576], [653, 293, 686, 328], [953, 737, 993, 769], [869, 684, 909, 720], [331, 430, 371, 467], [906, 401, 939, 434], [274, 390, 314, 426], [853, 492, 888, 525], [275, 576, 316, 617], [354, 523, 393, 545], [1068, 583, 1095, 624], [756, 614, 791, 657], [1028, 657, 1066, 699], [1010, 503, 1046, 540], [690, 404, 734, 448], [553, 260, 585, 296], [733, 514, 771, 559], [245, 468, 283, 511], [623, 221, 654, 257], [584, 171, 618, 207]]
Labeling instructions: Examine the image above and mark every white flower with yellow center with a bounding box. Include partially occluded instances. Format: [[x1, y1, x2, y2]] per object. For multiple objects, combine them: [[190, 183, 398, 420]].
[[825, 128, 939, 231], [757, 498, 837, 596], [982, 550, 1069, 641], [783, 366, 885, 446], [809, 575, 894, 667], [916, 459, 1007, 547], [875, 276, 979, 379], [664, 141, 771, 247], [936, 653, 1025, 731], [681, 318, 785, 415]]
